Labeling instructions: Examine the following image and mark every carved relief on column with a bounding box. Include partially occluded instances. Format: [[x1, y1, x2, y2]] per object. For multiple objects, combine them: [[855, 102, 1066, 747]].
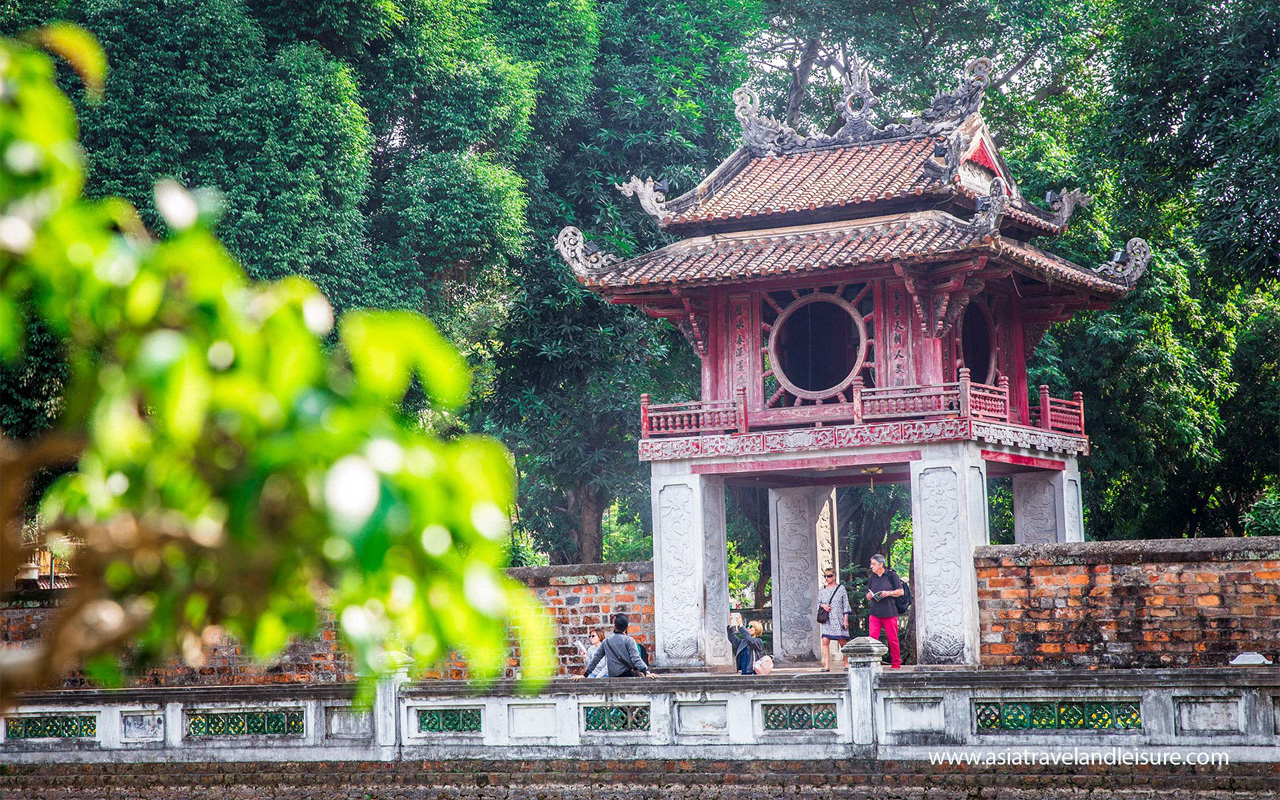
[[815, 490, 837, 577], [771, 489, 820, 661], [657, 483, 700, 662], [1013, 475, 1058, 545], [1064, 477, 1083, 543], [968, 465, 989, 548], [702, 479, 733, 665], [915, 467, 968, 665]]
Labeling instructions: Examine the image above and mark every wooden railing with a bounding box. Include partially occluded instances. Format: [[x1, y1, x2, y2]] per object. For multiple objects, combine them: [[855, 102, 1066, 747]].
[[641, 387, 747, 438], [1030, 385, 1086, 435], [642, 371, 1086, 439]]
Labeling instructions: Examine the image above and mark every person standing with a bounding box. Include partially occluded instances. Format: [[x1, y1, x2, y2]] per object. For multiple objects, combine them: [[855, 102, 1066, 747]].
[[865, 554, 905, 669], [817, 568, 851, 671]]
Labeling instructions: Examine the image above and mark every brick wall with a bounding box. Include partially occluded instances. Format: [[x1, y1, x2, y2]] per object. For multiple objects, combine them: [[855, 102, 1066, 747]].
[[976, 538, 1280, 668], [512, 560, 654, 677], [2, 562, 654, 687], [3, 758, 1276, 799]]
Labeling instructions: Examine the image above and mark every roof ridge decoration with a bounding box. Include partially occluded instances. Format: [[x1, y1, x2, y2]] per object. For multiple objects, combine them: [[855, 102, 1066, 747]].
[[1048, 187, 1092, 230], [555, 226, 619, 280], [968, 177, 1010, 238], [1096, 237, 1151, 287], [733, 57, 995, 156], [616, 176, 668, 220]]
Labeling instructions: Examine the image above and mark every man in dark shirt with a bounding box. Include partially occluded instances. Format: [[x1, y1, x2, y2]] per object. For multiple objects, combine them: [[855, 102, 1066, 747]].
[[572, 614, 658, 679], [864, 554, 904, 669]]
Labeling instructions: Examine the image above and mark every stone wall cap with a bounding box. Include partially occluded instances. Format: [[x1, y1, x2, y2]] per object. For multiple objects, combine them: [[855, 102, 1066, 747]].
[[974, 537, 1280, 566], [507, 561, 654, 587], [877, 665, 1280, 690]]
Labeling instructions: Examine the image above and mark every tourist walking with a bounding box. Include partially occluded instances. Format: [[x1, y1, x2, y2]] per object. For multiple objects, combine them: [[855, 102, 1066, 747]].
[[817, 568, 851, 670], [573, 614, 658, 679], [726, 613, 765, 675], [865, 554, 905, 669]]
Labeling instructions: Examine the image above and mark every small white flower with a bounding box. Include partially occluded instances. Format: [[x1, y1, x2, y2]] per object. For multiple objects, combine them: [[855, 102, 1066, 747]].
[[0, 215, 34, 253], [420, 524, 451, 557], [324, 456, 380, 529], [206, 340, 235, 370]]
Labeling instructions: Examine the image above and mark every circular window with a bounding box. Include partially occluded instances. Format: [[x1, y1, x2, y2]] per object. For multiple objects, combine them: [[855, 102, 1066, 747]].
[[767, 293, 868, 400], [959, 302, 996, 384]]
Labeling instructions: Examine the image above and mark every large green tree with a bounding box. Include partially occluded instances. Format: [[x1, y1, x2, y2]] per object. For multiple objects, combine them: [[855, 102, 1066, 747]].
[[746, 0, 1278, 540]]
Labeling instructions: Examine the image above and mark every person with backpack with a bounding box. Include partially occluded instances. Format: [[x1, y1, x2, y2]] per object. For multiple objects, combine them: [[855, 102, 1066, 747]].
[[817, 568, 851, 671], [572, 613, 658, 679], [865, 554, 907, 669]]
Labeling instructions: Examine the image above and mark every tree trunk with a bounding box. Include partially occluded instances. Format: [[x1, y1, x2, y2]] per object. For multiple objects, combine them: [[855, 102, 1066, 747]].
[[569, 483, 607, 564], [785, 37, 823, 126]]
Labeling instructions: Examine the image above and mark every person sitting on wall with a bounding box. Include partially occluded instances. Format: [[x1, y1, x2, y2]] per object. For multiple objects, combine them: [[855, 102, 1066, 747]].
[[572, 614, 658, 679], [574, 628, 609, 678], [865, 554, 905, 670], [726, 613, 765, 675]]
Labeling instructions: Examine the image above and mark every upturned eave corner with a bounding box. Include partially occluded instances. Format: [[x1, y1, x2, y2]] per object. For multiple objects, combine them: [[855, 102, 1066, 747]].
[[616, 176, 669, 222], [1095, 236, 1152, 290], [555, 226, 619, 284]]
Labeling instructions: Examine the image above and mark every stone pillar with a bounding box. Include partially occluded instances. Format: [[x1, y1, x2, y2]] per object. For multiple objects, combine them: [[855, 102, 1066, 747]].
[[650, 463, 732, 668], [1012, 457, 1085, 544], [909, 443, 987, 666], [769, 486, 823, 662], [843, 636, 887, 752], [815, 487, 839, 579]]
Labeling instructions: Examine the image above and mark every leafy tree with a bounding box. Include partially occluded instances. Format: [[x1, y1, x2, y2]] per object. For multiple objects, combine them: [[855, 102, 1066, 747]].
[[483, 0, 761, 563], [0, 28, 550, 705]]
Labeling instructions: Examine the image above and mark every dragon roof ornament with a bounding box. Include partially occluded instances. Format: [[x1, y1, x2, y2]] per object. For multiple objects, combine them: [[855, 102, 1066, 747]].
[[1096, 237, 1151, 287], [555, 226, 618, 280], [734, 57, 995, 156], [968, 177, 1010, 238], [616, 176, 669, 220]]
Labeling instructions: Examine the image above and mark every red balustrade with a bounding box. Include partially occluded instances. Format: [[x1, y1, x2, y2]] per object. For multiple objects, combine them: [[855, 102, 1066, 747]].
[[640, 376, 1085, 439]]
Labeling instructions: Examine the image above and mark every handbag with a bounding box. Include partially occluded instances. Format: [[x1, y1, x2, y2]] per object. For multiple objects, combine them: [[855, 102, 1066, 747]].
[[753, 654, 774, 675], [815, 585, 839, 624]]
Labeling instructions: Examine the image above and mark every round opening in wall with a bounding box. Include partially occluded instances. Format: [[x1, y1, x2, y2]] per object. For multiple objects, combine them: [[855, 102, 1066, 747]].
[[768, 293, 867, 400]]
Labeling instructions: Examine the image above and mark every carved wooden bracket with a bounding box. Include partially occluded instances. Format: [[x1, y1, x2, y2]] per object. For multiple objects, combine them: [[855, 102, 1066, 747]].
[[895, 257, 1007, 338]]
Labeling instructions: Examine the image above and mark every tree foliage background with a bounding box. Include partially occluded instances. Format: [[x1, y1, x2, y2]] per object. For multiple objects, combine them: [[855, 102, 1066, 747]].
[[3, 0, 1276, 600]]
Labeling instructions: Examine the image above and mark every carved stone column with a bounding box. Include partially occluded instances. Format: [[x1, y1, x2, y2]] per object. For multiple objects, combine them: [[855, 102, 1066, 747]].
[[909, 443, 987, 666], [815, 487, 839, 579], [769, 486, 824, 662], [650, 463, 732, 668], [1012, 459, 1084, 544]]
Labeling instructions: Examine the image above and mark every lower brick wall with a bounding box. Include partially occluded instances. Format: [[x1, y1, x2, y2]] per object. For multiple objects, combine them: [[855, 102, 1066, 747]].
[[976, 538, 1280, 668], [1, 562, 654, 687], [1, 758, 1274, 799]]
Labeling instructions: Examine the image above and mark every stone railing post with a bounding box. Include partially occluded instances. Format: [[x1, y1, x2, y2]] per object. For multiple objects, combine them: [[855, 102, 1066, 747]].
[[640, 393, 651, 438], [843, 636, 887, 752], [374, 665, 410, 750]]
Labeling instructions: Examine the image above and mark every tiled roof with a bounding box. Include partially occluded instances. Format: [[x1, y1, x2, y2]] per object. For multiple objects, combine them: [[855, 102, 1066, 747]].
[[581, 212, 1127, 297], [662, 138, 942, 226]]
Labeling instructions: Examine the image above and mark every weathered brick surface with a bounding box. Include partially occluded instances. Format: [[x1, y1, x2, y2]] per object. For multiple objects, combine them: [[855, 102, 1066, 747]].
[[2, 563, 654, 687], [0, 758, 1275, 799], [976, 538, 1280, 669]]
